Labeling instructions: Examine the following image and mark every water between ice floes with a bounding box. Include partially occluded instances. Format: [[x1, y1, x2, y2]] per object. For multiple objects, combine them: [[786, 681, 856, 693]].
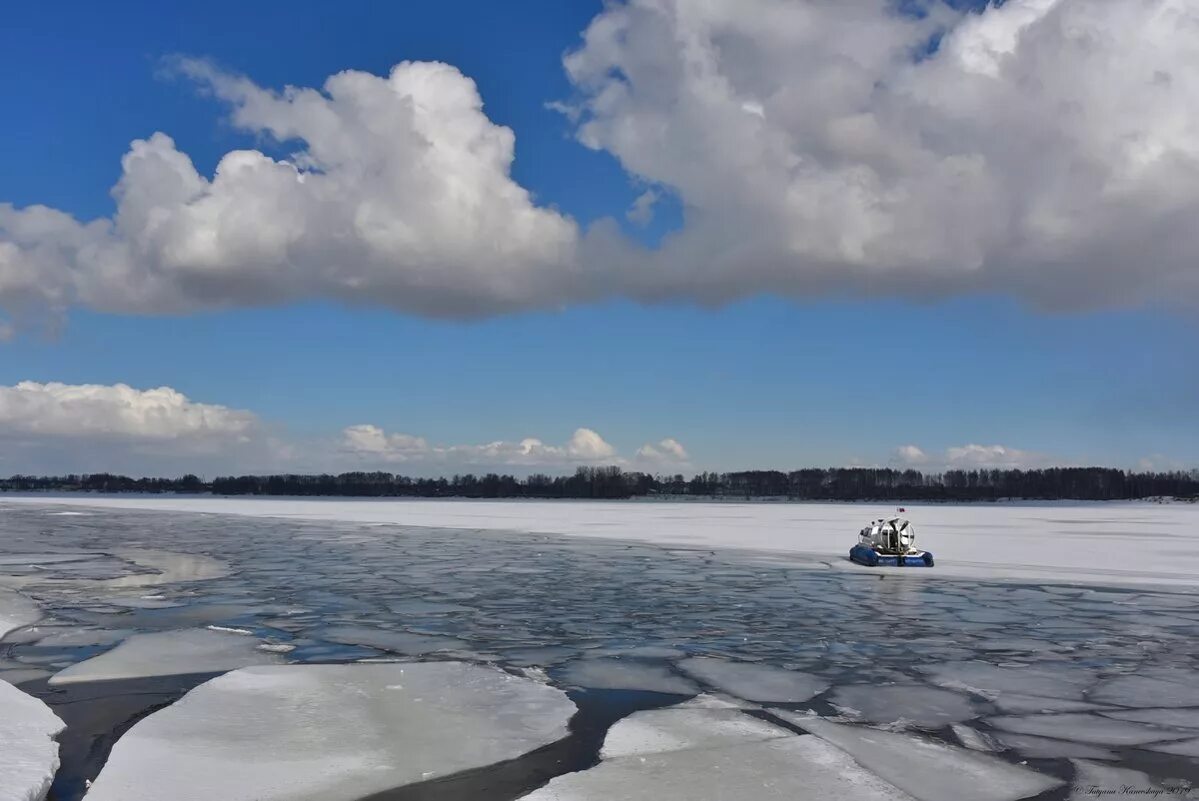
[[0, 503, 1197, 799]]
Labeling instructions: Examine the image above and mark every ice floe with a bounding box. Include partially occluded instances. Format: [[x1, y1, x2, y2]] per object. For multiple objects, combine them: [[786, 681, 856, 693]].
[[678, 657, 827, 703], [1143, 737, 1199, 757], [48, 628, 283, 685], [918, 660, 1091, 701], [986, 713, 1193, 746], [96, 549, 229, 588], [525, 707, 913, 801], [559, 658, 698, 695], [829, 684, 978, 728], [0, 589, 41, 640], [774, 714, 1063, 801], [0, 678, 65, 801], [320, 624, 467, 655], [600, 707, 789, 758], [992, 733, 1117, 761], [1069, 760, 1165, 801], [1099, 707, 1199, 729], [85, 662, 575, 801], [1091, 674, 1199, 707]]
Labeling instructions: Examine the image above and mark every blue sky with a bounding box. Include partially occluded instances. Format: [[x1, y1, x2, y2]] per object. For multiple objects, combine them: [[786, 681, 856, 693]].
[[1, 0, 1196, 475]]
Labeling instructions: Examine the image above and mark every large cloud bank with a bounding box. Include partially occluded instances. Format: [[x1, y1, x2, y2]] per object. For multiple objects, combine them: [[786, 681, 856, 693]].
[[2, 0, 1197, 333]]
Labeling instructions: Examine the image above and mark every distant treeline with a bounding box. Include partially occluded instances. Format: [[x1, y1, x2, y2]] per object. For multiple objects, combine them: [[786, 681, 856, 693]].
[[2, 466, 1197, 501]]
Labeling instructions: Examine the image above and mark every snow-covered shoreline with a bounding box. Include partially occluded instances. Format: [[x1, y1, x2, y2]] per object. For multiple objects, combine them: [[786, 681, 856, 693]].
[[2, 495, 1196, 589]]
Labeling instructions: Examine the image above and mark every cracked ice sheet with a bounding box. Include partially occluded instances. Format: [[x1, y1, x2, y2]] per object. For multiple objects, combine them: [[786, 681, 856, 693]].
[[524, 707, 914, 801], [86, 662, 575, 801], [0, 679, 65, 801], [6, 497, 1199, 588], [678, 657, 827, 703], [48, 628, 283, 685], [774, 713, 1062, 801], [0, 589, 41, 640]]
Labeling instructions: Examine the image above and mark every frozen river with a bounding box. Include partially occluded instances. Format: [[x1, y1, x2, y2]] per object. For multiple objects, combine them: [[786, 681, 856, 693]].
[[1, 498, 1197, 800]]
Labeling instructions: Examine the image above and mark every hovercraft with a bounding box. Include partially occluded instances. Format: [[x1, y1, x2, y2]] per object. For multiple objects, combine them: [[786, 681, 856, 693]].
[[849, 516, 934, 567]]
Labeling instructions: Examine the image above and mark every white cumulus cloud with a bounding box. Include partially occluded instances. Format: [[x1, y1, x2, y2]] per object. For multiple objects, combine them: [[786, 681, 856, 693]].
[[636, 437, 690, 466], [4, 0, 1199, 332], [0, 58, 581, 328], [0, 381, 275, 475], [0, 381, 255, 444], [894, 441, 1051, 469], [564, 0, 1199, 310], [339, 425, 626, 468]]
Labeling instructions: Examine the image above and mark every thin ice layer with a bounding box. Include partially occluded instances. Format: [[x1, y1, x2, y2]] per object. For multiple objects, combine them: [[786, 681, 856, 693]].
[[85, 662, 575, 801], [829, 684, 978, 727], [0, 589, 41, 640], [0, 679, 66, 801], [559, 659, 698, 696], [986, 713, 1192, 746], [678, 658, 828, 703], [525, 730, 914, 801], [49, 628, 283, 685], [600, 707, 789, 758], [775, 713, 1062, 801]]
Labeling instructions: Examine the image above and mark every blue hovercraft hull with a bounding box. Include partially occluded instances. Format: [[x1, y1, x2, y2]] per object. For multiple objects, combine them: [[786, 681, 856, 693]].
[[850, 543, 934, 567]]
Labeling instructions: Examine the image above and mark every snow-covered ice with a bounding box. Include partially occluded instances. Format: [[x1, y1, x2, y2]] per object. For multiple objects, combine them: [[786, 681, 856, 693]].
[[775, 714, 1064, 801], [559, 658, 698, 695], [85, 662, 575, 801], [4, 496, 1197, 587], [48, 628, 283, 685], [829, 684, 978, 728], [678, 657, 828, 703], [0, 679, 65, 801], [524, 706, 914, 801]]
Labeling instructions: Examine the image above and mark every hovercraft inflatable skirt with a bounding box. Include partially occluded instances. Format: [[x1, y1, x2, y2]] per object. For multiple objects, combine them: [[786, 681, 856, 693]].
[[850, 543, 934, 567]]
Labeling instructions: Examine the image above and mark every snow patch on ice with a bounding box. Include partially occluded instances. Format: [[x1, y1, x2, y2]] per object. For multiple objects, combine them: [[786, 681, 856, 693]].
[[679, 658, 828, 703], [85, 662, 575, 801], [775, 713, 1063, 801], [0, 678, 65, 801], [49, 628, 283, 685]]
